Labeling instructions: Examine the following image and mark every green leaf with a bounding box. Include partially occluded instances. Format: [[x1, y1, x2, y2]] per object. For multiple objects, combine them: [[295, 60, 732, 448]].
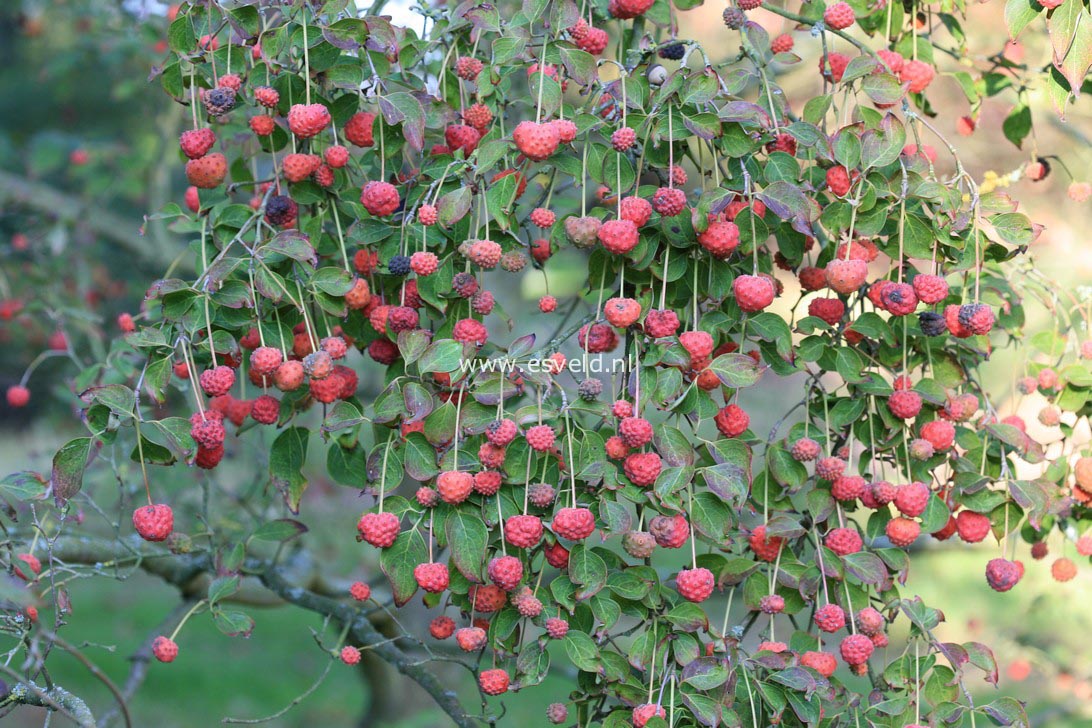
[[559, 47, 596, 86], [690, 491, 732, 540], [445, 509, 488, 582], [708, 353, 761, 388], [81, 384, 135, 416], [311, 267, 354, 296], [208, 575, 240, 606], [270, 427, 309, 514], [213, 609, 255, 637], [260, 230, 317, 267], [418, 339, 464, 374], [563, 631, 602, 673], [682, 657, 729, 690], [1005, 0, 1040, 39], [395, 331, 429, 366], [841, 552, 887, 586], [0, 472, 47, 501], [1001, 104, 1032, 148], [251, 518, 309, 543], [981, 696, 1029, 727], [168, 16, 196, 53], [569, 544, 608, 600], [1055, 9, 1092, 100], [379, 92, 426, 151], [52, 438, 94, 505], [987, 212, 1034, 247], [437, 187, 472, 227], [226, 6, 260, 36], [768, 446, 807, 488], [380, 528, 427, 607]]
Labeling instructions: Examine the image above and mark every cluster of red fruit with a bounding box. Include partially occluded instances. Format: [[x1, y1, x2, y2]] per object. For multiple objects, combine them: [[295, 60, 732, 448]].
[[22, 0, 1079, 725]]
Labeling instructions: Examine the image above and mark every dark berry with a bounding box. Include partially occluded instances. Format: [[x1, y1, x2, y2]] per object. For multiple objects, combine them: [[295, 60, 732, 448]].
[[659, 43, 686, 60], [388, 255, 412, 276], [919, 311, 947, 336]]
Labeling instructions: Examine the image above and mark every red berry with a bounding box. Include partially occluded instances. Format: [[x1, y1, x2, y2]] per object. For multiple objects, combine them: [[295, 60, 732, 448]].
[[505, 515, 543, 548], [357, 511, 400, 548], [611, 127, 637, 151], [249, 115, 275, 136], [885, 516, 921, 547], [251, 395, 279, 425], [651, 187, 686, 217], [801, 650, 836, 677], [824, 2, 855, 30], [807, 297, 845, 326], [920, 420, 955, 451], [900, 59, 935, 93], [6, 385, 29, 408], [287, 103, 331, 138], [676, 567, 715, 602], [632, 704, 667, 727], [552, 507, 596, 540], [344, 112, 376, 147], [985, 558, 1021, 592], [888, 390, 923, 420], [360, 181, 400, 216], [912, 274, 948, 304], [487, 419, 518, 446], [604, 297, 642, 328], [152, 636, 178, 663], [790, 437, 820, 461], [526, 424, 556, 452], [714, 404, 750, 437], [749, 525, 783, 562], [832, 474, 866, 501], [179, 128, 216, 159], [771, 33, 794, 54], [487, 555, 524, 591], [825, 527, 863, 555], [437, 471, 474, 504], [1053, 557, 1077, 582], [479, 669, 509, 696], [429, 616, 455, 639], [825, 258, 867, 294], [445, 124, 481, 156], [623, 451, 662, 486], [455, 56, 484, 80], [455, 626, 487, 651], [760, 594, 785, 614], [414, 562, 450, 593], [185, 153, 227, 188], [956, 510, 992, 543], [619, 196, 653, 226], [529, 207, 556, 228], [840, 633, 874, 666], [815, 603, 846, 632], [254, 86, 279, 108], [733, 274, 776, 312], [133, 504, 174, 542], [598, 219, 640, 254], [512, 120, 560, 161], [698, 220, 740, 259]]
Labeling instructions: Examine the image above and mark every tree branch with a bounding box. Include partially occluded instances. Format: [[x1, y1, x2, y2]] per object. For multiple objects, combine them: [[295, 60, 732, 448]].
[[0, 169, 173, 267], [3, 677, 96, 728], [259, 566, 476, 728], [25, 534, 478, 728]]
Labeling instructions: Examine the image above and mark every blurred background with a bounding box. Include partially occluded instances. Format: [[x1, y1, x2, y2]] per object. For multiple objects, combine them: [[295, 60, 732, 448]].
[[1, 0, 1091, 725]]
